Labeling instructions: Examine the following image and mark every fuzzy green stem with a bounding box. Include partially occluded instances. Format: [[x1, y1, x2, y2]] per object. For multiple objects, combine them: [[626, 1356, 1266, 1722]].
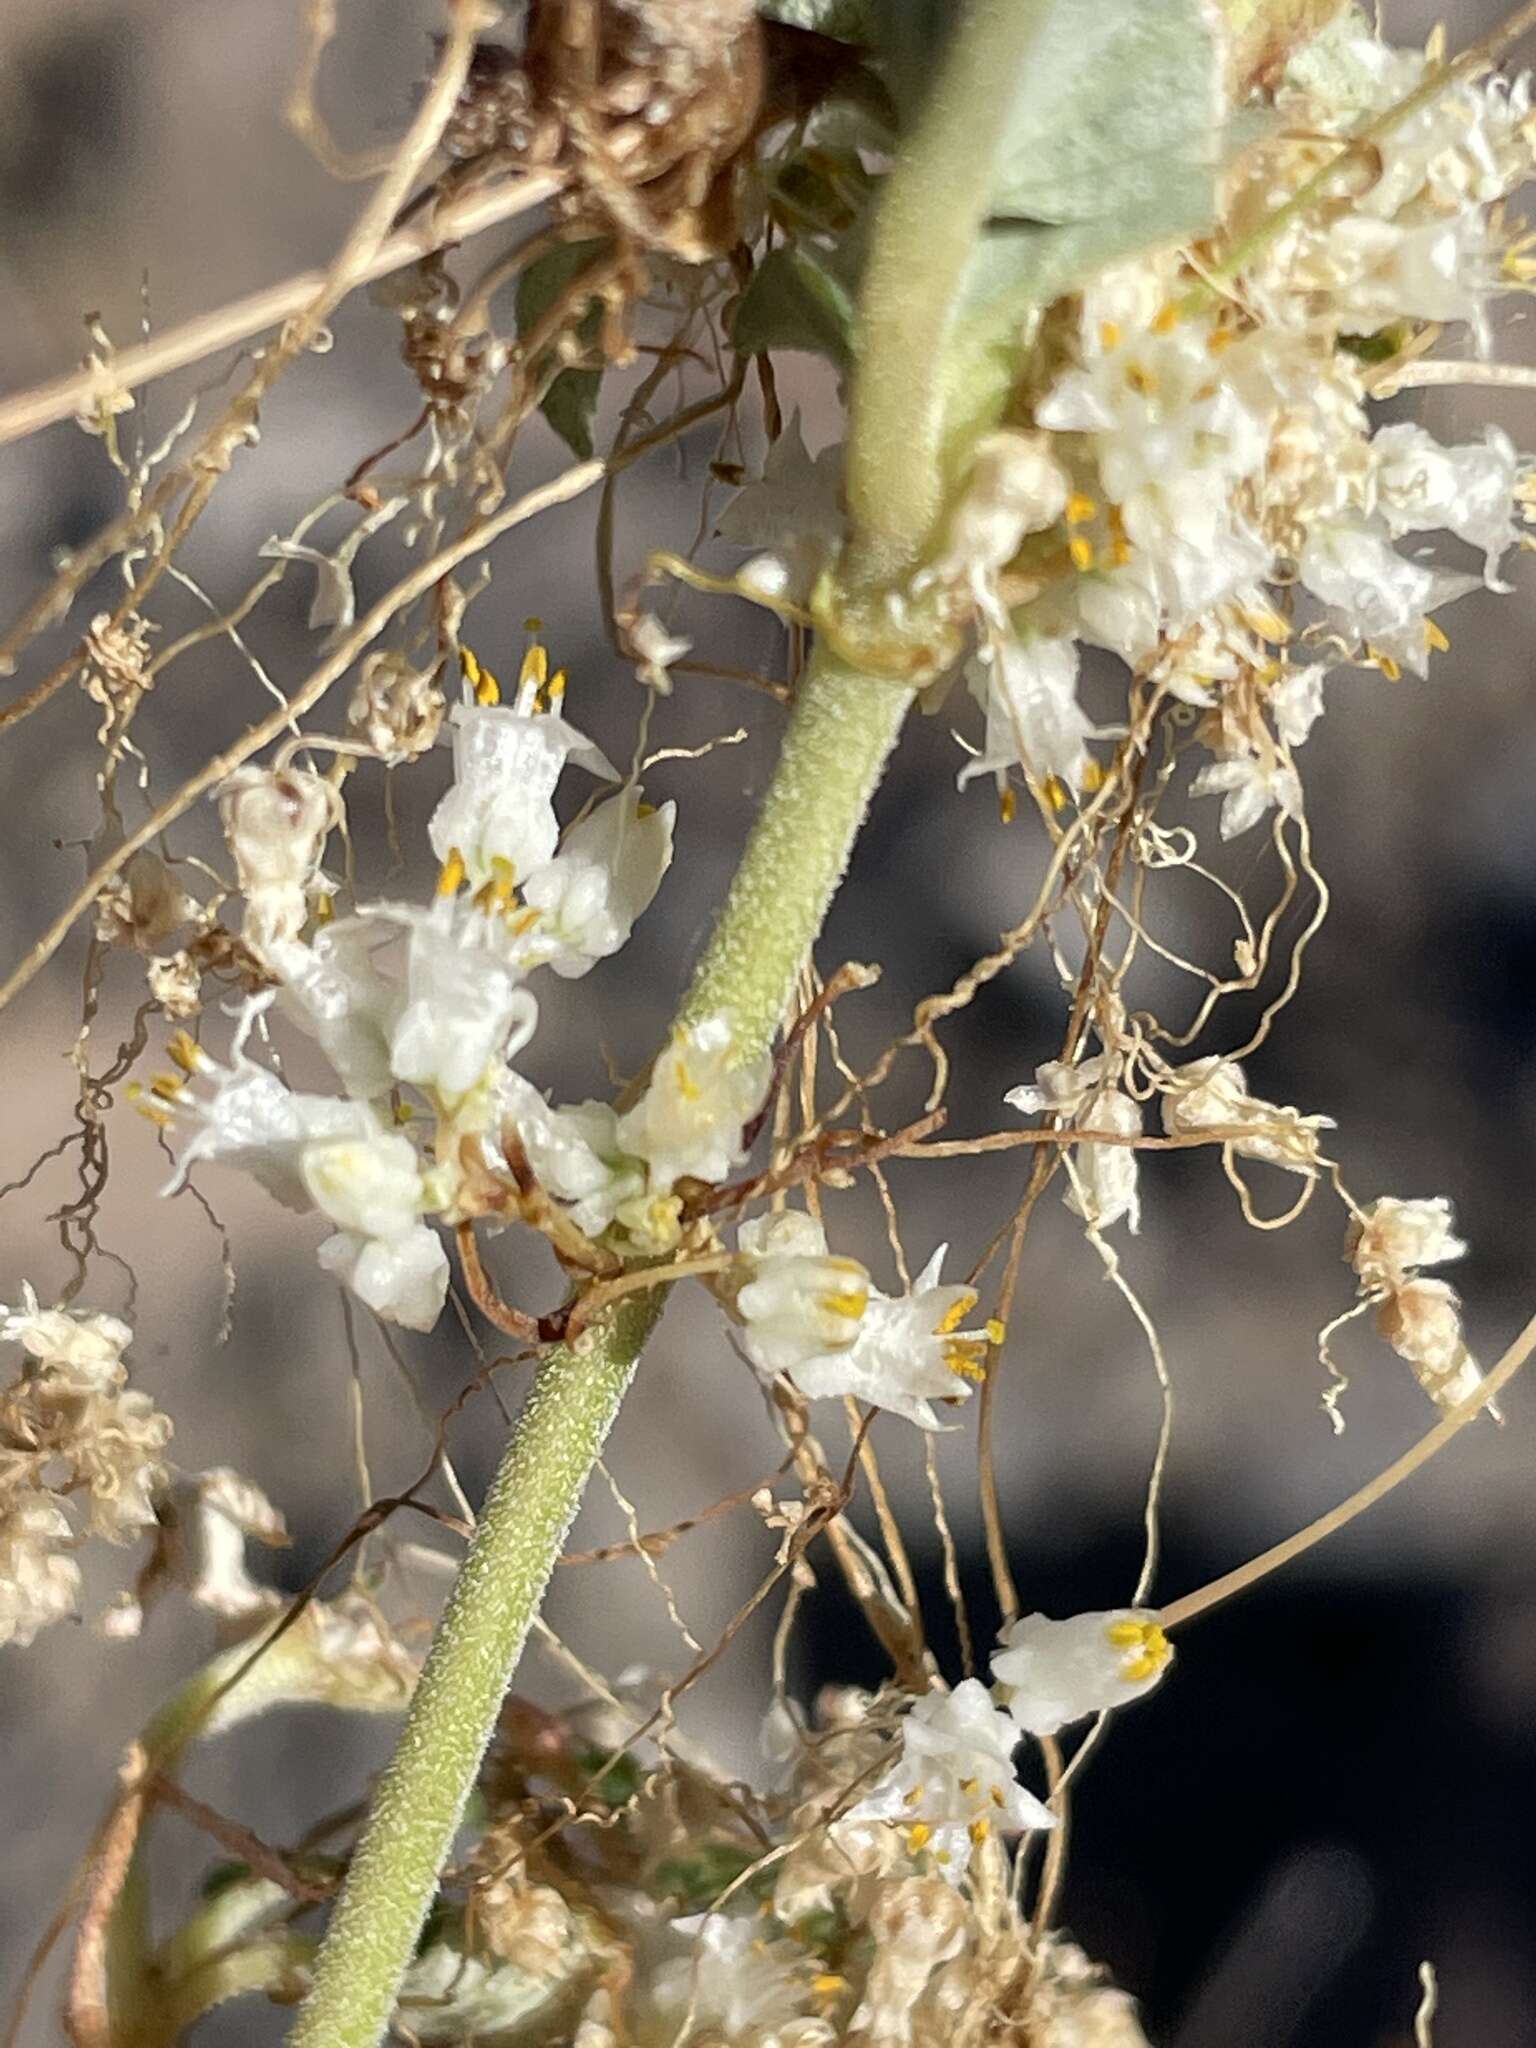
[[846, 0, 1054, 580], [290, 1293, 659, 2048]]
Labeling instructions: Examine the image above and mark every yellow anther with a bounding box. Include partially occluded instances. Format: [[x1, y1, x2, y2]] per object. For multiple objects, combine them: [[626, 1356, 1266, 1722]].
[[1207, 324, 1238, 354], [1424, 618, 1450, 653], [462, 645, 501, 705], [508, 906, 541, 936], [673, 1058, 702, 1104], [523, 614, 544, 633], [985, 1318, 1007, 1347], [1065, 492, 1098, 526], [1069, 535, 1097, 573], [392, 1100, 417, 1125], [125, 1084, 172, 1129], [903, 1782, 926, 1807], [990, 1784, 1007, 1808], [943, 1341, 988, 1383], [1124, 361, 1157, 397], [1098, 319, 1122, 351], [968, 1816, 992, 1848], [1243, 602, 1291, 644], [958, 1776, 979, 1797], [1151, 302, 1180, 334], [167, 1030, 201, 1075], [1366, 644, 1402, 682], [819, 1288, 870, 1321], [934, 1290, 979, 1336], [484, 855, 517, 910], [545, 666, 568, 705], [812, 1974, 847, 1999], [1082, 757, 1107, 794], [149, 1072, 186, 1103], [314, 891, 335, 925], [436, 848, 467, 897], [1104, 1617, 1172, 1682], [999, 784, 1017, 825], [1042, 774, 1070, 813], [637, 800, 657, 819], [1110, 535, 1133, 567], [518, 643, 549, 693], [906, 1822, 932, 1852]]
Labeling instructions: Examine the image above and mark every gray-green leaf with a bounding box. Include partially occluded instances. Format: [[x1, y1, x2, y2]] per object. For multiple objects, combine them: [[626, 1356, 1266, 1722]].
[[515, 240, 611, 461], [732, 245, 858, 370]]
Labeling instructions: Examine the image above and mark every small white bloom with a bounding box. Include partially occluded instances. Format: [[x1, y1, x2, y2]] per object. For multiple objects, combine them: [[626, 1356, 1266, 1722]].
[[992, 1610, 1173, 1735], [1269, 664, 1327, 750], [1160, 1056, 1334, 1174], [1370, 422, 1522, 587], [959, 634, 1095, 799], [784, 1247, 988, 1431], [717, 413, 846, 609], [1298, 515, 1478, 675], [651, 1912, 831, 2048], [300, 1129, 428, 1241], [927, 431, 1069, 618], [163, 1467, 288, 1623], [518, 788, 676, 978], [317, 1223, 449, 1333], [0, 1496, 81, 1649], [1347, 1195, 1467, 1295], [217, 765, 339, 949], [851, 1680, 1055, 1885], [494, 1073, 647, 1241], [1190, 750, 1303, 839], [617, 1015, 769, 1193], [735, 1210, 872, 1377], [267, 918, 401, 1102], [0, 1284, 131, 1386], [1006, 1058, 1141, 1233], [384, 901, 540, 1101], [628, 613, 693, 693], [429, 696, 614, 893]]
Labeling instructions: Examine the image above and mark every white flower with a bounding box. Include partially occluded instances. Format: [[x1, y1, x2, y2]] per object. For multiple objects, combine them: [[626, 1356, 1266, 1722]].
[[494, 1073, 647, 1241], [166, 1004, 380, 1213], [518, 788, 675, 978], [1269, 664, 1327, 749], [926, 431, 1069, 618], [0, 1496, 81, 1649], [850, 1680, 1055, 1885], [617, 1015, 769, 1193], [1160, 1056, 1334, 1173], [1347, 1195, 1466, 1295], [992, 1610, 1172, 1735], [717, 413, 846, 609], [429, 694, 614, 893], [267, 918, 401, 1102], [217, 765, 338, 949], [1298, 515, 1478, 675], [628, 612, 693, 693], [300, 1129, 428, 1241], [161, 1467, 288, 1624], [1190, 750, 1303, 839], [651, 1913, 831, 2048], [384, 901, 540, 1101], [317, 1225, 449, 1333], [735, 1210, 871, 1376], [0, 1285, 131, 1386], [959, 634, 1095, 799], [1006, 1058, 1141, 1233], [1370, 422, 1522, 587], [782, 1246, 989, 1431]]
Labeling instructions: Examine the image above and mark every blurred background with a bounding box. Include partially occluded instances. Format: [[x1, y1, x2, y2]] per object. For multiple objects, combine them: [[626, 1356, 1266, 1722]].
[[1, 2, 1535, 2041]]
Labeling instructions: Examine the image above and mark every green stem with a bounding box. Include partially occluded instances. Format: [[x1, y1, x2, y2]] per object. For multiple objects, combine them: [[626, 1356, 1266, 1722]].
[[290, 4, 1048, 2037]]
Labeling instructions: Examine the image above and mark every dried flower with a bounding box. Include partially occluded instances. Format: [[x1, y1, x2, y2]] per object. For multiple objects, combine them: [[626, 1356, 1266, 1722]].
[[218, 765, 340, 950]]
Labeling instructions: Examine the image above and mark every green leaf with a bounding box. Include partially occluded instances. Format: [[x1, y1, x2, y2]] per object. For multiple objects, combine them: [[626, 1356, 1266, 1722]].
[[987, 0, 1223, 225], [731, 245, 858, 370], [515, 239, 611, 461], [653, 1841, 763, 1911]]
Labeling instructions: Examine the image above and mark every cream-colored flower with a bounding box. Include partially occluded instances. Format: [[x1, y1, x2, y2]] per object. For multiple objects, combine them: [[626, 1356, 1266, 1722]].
[[217, 765, 339, 949], [617, 1015, 769, 1193], [993, 1610, 1172, 1735], [1007, 1057, 1141, 1232], [734, 1210, 872, 1378]]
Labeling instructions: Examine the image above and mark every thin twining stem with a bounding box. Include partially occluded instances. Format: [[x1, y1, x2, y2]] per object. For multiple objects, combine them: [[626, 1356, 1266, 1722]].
[[0, 170, 565, 451], [1160, 1305, 1536, 1632]]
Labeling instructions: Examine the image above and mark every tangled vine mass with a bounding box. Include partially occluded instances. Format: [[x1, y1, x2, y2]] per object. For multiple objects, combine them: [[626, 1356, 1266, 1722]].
[[2, 3, 1535, 2044]]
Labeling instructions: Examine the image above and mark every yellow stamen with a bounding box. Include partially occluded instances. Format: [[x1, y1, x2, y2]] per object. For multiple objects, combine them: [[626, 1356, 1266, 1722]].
[[167, 1030, 201, 1075], [508, 906, 541, 936], [393, 1101, 416, 1125], [1207, 325, 1238, 354], [1366, 644, 1402, 682], [1242, 601, 1291, 644], [985, 1318, 1007, 1347], [1104, 1617, 1172, 1682], [436, 848, 467, 897], [819, 1289, 869, 1321], [1424, 618, 1450, 653], [1151, 302, 1180, 334], [149, 1073, 185, 1103], [812, 1975, 847, 1999], [518, 644, 549, 693], [1042, 774, 1070, 813], [545, 666, 568, 706], [903, 1782, 926, 1808], [906, 1822, 932, 1852], [1124, 362, 1156, 397], [1069, 535, 1097, 573], [934, 1290, 979, 1336], [484, 855, 517, 910], [1065, 492, 1098, 526], [999, 784, 1017, 825], [314, 891, 335, 925], [968, 1817, 991, 1847], [1098, 319, 1122, 351], [1082, 757, 1107, 794], [943, 1341, 988, 1383], [125, 1083, 172, 1129], [673, 1057, 701, 1104], [462, 645, 501, 706], [990, 1784, 1006, 1808], [958, 1776, 979, 1797]]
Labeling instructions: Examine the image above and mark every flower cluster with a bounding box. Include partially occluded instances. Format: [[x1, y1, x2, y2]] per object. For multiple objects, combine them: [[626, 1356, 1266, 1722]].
[[1345, 1194, 1493, 1414], [148, 645, 774, 1328], [0, 1289, 171, 1647]]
